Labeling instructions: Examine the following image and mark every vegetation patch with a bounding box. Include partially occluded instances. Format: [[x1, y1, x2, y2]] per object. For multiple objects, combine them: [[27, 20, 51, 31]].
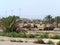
[[48, 34, 60, 39], [33, 39, 45, 44], [35, 33, 49, 39], [47, 40, 54, 45], [0, 39, 5, 41], [10, 39, 23, 42], [0, 32, 60, 39], [0, 32, 27, 38], [27, 34, 36, 38]]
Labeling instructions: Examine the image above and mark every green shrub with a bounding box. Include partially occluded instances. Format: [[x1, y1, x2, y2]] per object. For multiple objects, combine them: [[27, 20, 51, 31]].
[[0, 39, 5, 41], [1, 32, 60, 39], [27, 34, 35, 38], [47, 40, 54, 45], [33, 39, 45, 44], [0, 32, 6, 36], [0, 32, 27, 38], [37, 33, 48, 38], [10, 39, 23, 42], [56, 41, 60, 45], [49, 34, 60, 39], [55, 35, 60, 39], [1, 16, 20, 32], [20, 33, 26, 38], [18, 40, 23, 42], [10, 39, 16, 42]]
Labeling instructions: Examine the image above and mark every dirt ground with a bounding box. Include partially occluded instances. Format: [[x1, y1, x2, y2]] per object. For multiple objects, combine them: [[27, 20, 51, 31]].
[[0, 41, 49, 45], [0, 36, 59, 45]]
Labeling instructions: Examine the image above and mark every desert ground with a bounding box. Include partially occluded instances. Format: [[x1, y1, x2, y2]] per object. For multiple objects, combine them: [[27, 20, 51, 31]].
[[0, 42, 49, 45], [0, 36, 60, 45]]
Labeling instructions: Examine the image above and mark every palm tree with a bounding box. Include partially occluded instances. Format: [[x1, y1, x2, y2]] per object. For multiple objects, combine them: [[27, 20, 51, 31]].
[[55, 16, 60, 28], [44, 15, 52, 24], [1, 15, 20, 32]]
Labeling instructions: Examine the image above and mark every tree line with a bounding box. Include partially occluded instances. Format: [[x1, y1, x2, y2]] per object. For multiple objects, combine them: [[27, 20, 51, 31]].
[[0, 15, 60, 32], [44, 15, 60, 27]]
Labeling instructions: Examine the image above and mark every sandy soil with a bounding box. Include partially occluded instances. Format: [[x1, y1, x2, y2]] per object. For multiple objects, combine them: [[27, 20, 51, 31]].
[[0, 36, 60, 45], [0, 41, 49, 45]]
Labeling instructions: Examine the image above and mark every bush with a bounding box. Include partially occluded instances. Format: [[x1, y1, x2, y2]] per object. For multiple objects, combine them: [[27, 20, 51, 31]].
[[48, 34, 60, 39], [27, 34, 35, 38], [1, 32, 60, 39], [37, 33, 48, 38], [33, 39, 45, 44], [0, 32, 27, 38], [10, 39, 16, 42], [18, 33, 26, 38], [47, 40, 54, 44], [55, 35, 60, 39], [18, 40, 23, 42], [48, 34, 56, 39], [1, 16, 20, 32], [56, 41, 60, 45], [0, 39, 5, 41], [10, 39, 23, 42]]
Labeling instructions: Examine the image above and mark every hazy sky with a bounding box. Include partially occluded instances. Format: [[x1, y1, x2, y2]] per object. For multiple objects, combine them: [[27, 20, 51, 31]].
[[0, 0, 60, 19]]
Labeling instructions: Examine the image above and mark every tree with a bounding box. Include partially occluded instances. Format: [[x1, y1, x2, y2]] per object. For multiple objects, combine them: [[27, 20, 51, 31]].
[[55, 16, 60, 27], [44, 15, 52, 24], [1, 15, 20, 32], [51, 18, 55, 24]]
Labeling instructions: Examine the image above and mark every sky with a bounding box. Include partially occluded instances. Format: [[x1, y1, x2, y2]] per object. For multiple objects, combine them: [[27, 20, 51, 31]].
[[0, 0, 60, 19]]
